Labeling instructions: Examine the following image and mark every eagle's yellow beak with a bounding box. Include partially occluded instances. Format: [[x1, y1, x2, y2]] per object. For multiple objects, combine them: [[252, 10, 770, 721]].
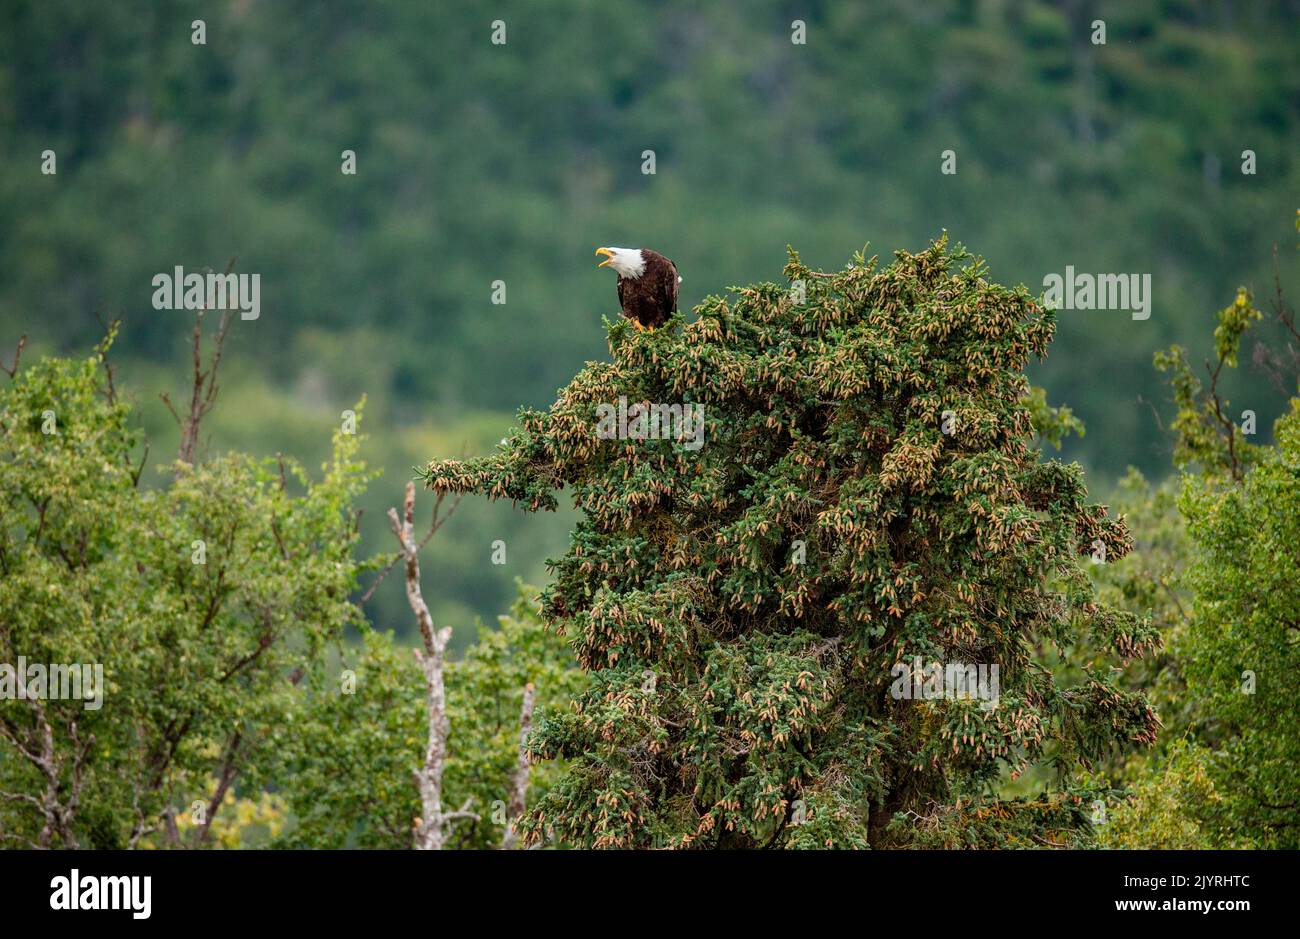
[[595, 247, 614, 268]]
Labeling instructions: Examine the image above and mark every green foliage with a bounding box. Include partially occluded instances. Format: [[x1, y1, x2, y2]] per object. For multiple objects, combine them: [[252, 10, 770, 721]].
[[1089, 470, 1192, 753], [118, 347, 569, 650], [268, 629, 423, 850], [1176, 400, 1300, 848], [1025, 385, 1085, 451], [272, 584, 583, 849], [889, 784, 1120, 850], [0, 335, 372, 848], [1153, 288, 1266, 478], [0, 338, 582, 850], [423, 237, 1159, 849], [1090, 271, 1298, 850], [1095, 740, 1234, 850]]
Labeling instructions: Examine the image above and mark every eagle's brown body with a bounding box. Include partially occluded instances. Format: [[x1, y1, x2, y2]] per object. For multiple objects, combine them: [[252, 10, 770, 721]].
[[615, 249, 679, 329]]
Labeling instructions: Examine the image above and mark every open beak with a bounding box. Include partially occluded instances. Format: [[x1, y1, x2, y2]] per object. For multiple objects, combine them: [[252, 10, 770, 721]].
[[595, 247, 614, 268]]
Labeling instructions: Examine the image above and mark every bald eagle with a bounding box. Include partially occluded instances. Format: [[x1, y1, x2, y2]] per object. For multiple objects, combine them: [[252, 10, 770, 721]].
[[595, 246, 680, 330]]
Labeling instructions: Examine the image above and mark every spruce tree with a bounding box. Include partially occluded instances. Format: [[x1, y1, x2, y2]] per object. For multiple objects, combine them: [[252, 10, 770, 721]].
[[422, 236, 1159, 848]]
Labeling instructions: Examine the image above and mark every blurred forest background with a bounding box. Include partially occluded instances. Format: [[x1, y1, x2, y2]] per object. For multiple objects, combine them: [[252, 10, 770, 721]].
[[2, 0, 1298, 643]]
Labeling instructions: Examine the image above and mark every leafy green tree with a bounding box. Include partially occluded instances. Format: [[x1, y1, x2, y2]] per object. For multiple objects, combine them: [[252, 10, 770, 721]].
[[1095, 236, 1300, 848], [1101, 395, 1300, 850], [423, 237, 1159, 848], [0, 329, 372, 848], [1095, 739, 1239, 850], [1153, 287, 1266, 481], [1176, 399, 1300, 848]]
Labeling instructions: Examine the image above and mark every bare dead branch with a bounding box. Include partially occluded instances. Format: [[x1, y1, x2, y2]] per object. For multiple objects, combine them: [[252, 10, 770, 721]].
[[158, 391, 182, 426], [501, 682, 536, 850], [443, 799, 480, 824], [389, 481, 465, 850], [91, 313, 122, 403], [1, 335, 25, 378], [0, 830, 41, 850], [127, 774, 158, 850], [0, 789, 43, 808], [1136, 394, 1165, 433], [1204, 355, 1241, 480], [362, 488, 461, 603], [129, 439, 150, 488], [1, 666, 80, 847], [162, 807, 182, 848], [1271, 244, 1300, 345], [175, 260, 239, 470], [270, 519, 291, 561]]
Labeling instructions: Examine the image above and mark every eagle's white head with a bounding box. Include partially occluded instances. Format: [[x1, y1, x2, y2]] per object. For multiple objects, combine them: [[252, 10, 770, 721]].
[[595, 246, 646, 279]]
